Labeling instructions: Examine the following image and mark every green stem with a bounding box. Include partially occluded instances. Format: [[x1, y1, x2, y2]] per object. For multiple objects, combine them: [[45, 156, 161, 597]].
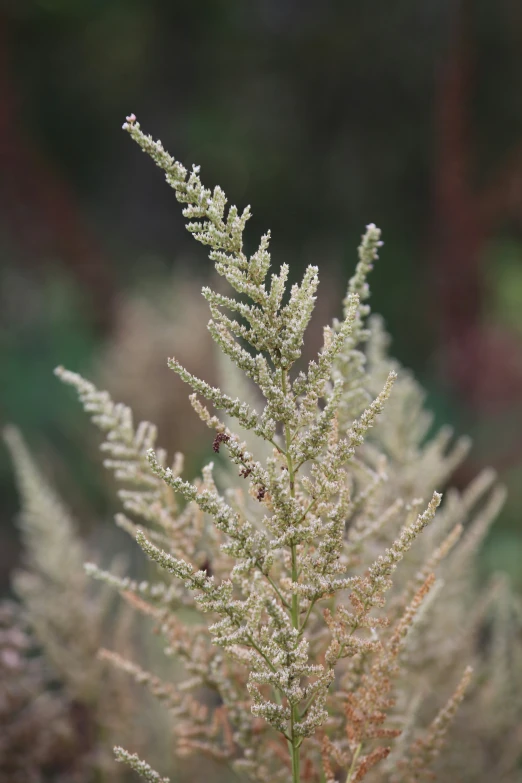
[[268, 437, 285, 455], [291, 735, 301, 783], [345, 742, 362, 783], [299, 597, 318, 636], [265, 572, 292, 610]]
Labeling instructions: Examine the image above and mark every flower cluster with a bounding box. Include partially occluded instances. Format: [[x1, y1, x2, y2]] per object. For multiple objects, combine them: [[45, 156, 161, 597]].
[[48, 115, 519, 783]]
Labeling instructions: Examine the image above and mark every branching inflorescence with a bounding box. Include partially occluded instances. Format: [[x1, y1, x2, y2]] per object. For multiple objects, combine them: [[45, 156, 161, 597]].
[[49, 115, 518, 783]]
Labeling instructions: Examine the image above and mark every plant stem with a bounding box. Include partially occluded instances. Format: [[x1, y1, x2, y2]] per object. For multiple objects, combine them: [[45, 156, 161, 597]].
[[291, 734, 301, 783], [345, 743, 362, 783]]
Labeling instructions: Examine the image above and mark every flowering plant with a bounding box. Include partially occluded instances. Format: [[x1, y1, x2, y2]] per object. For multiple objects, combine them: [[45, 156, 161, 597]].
[[13, 115, 517, 783]]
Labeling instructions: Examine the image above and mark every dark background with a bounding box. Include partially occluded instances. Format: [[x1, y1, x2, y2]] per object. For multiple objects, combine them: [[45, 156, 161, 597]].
[[1, 0, 522, 589]]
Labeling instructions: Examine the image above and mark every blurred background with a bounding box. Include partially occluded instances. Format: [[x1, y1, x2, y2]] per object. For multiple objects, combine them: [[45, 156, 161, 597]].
[[1, 0, 522, 593]]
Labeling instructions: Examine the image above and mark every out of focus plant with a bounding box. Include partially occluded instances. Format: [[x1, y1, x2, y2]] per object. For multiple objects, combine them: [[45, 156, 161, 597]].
[[95, 274, 214, 462], [3, 427, 147, 781], [0, 600, 89, 783]]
